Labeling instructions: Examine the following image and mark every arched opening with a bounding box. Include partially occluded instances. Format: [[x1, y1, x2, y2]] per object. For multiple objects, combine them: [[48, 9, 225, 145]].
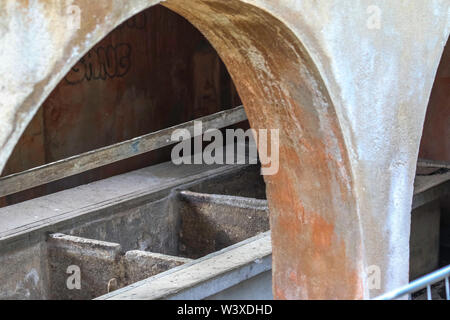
[[0, 4, 269, 300], [0, 5, 248, 206], [0, 0, 365, 299], [409, 36, 449, 299]]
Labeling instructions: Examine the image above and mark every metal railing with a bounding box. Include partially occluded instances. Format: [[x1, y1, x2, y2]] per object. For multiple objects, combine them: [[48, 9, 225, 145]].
[[375, 264, 450, 300]]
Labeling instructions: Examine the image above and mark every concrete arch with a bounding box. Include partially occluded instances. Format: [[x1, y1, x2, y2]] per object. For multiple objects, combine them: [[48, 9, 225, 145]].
[[163, 0, 364, 299], [0, 0, 448, 300], [0, 0, 363, 299]]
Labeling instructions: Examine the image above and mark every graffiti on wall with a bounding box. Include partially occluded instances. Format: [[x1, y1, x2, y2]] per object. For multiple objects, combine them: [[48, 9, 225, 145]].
[[64, 43, 132, 85], [64, 11, 149, 85]]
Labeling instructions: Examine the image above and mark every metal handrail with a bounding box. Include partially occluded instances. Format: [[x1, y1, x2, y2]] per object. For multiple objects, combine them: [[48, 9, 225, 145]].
[[375, 264, 450, 300]]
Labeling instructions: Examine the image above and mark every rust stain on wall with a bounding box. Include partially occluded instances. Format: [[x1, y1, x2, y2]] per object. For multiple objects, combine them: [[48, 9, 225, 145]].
[[265, 145, 362, 300]]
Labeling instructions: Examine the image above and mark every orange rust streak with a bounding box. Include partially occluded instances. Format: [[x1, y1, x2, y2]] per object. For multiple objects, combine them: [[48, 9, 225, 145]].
[[311, 214, 334, 251], [268, 147, 362, 300]]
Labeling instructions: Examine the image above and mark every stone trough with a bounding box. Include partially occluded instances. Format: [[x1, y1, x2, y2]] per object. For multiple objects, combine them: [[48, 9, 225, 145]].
[[0, 159, 271, 300], [0, 151, 448, 299]]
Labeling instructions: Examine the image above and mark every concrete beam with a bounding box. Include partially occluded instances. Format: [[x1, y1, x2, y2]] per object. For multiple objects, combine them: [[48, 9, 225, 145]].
[[98, 232, 272, 300], [124, 251, 192, 284], [0, 106, 246, 197]]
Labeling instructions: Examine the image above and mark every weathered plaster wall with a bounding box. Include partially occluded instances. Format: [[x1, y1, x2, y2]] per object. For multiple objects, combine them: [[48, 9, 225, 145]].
[[0, 0, 448, 299]]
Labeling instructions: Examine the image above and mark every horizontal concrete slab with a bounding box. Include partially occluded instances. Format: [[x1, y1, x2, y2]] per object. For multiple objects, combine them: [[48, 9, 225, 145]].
[[0, 162, 252, 249], [98, 232, 272, 300]]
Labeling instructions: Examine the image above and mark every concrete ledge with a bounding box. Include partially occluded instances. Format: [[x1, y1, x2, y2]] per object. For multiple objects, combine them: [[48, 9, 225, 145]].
[[124, 251, 192, 284], [0, 161, 249, 251], [48, 233, 122, 261], [98, 232, 272, 300], [47, 233, 123, 299], [412, 173, 450, 210]]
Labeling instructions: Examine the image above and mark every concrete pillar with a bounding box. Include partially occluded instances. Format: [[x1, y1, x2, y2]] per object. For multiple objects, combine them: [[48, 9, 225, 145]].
[[0, 0, 448, 299]]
